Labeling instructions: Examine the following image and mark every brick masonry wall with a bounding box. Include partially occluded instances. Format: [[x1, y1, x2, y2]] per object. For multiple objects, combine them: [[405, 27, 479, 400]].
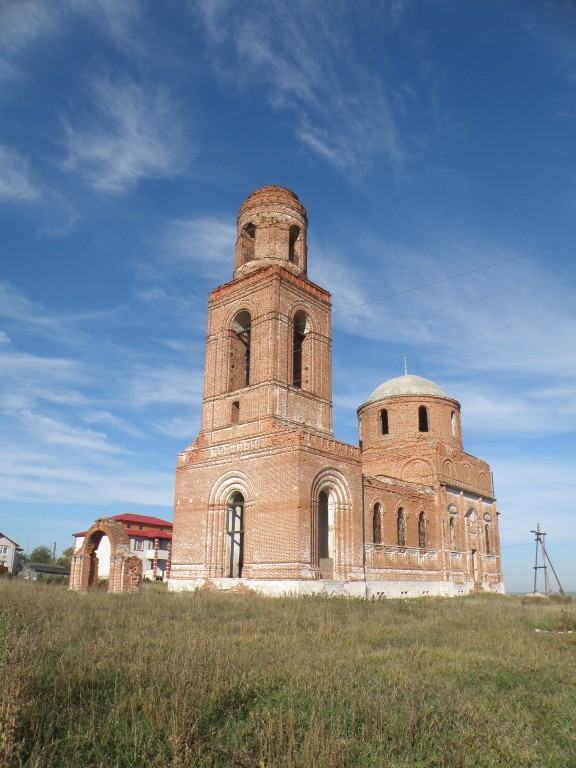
[[170, 185, 503, 594]]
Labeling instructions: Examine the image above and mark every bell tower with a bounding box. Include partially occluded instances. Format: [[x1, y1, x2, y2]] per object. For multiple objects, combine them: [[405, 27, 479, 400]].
[[200, 185, 333, 443], [171, 186, 364, 588]]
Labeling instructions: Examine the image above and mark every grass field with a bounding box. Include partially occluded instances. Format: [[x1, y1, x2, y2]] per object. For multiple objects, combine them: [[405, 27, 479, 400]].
[[0, 580, 574, 768]]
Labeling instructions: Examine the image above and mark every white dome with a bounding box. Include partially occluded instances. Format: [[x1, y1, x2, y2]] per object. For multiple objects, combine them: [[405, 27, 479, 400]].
[[366, 374, 448, 403]]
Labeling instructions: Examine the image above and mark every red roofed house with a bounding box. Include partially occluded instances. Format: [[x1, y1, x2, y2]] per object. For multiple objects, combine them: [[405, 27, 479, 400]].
[[73, 513, 172, 582]]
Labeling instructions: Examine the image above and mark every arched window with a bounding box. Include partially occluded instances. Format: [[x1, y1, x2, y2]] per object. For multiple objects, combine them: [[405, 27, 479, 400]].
[[485, 524, 491, 555], [318, 490, 329, 559], [397, 508, 405, 547], [292, 311, 310, 389], [288, 225, 300, 264], [418, 405, 428, 432], [449, 516, 456, 551], [380, 408, 389, 435], [226, 492, 244, 577], [372, 503, 382, 544], [229, 310, 251, 390], [451, 410, 456, 436], [240, 223, 255, 262], [418, 512, 426, 548], [317, 489, 335, 578]]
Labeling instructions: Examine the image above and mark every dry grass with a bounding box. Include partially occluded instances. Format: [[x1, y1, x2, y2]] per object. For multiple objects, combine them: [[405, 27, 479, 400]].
[[0, 580, 575, 767]]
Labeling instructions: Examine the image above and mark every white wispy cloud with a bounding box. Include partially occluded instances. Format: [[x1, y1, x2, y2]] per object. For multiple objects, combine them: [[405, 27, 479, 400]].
[[158, 215, 236, 279], [0, 281, 123, 348], [0, 0, 143, 83], [192, 0, 405, 174], [61, 75, 188, 194], [0, 145, 41, 202], [0, 1, 61, 61]]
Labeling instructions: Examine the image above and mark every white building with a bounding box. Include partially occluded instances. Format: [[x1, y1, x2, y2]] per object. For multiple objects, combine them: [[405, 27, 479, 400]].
[[0, 533, 23, 575]]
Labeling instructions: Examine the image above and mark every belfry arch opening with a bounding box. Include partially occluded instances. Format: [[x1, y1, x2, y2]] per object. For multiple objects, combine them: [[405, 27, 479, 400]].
[[292, 310, 311, 389], [226, 492, 244, 578], [229, 310, 251, 391], [288, 225, 301, 264], [240, 223, 256, 263]]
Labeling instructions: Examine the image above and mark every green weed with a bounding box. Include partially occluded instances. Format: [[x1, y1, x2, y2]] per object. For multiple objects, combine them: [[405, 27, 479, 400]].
[[0, 582, 574, 767]]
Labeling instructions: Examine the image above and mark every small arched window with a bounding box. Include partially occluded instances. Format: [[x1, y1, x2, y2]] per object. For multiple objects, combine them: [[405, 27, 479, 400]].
[[240, 223, 256, 262], [418, 405, 428, 432], [229, 310, 251, 390], [397, 508, 405, 547], [289, 225, 300, 264], [292, 311, 310, 389], [485, 524, 491, 555], [380, 408, 389, 435], [451, 410, 456, 436], [449, 515, 456, 551], [372, 503, 382, 544], [418, 512, 426, 548]]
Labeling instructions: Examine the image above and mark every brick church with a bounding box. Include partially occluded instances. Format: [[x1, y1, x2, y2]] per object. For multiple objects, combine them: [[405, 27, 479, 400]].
[[169, 186, 504, 597]]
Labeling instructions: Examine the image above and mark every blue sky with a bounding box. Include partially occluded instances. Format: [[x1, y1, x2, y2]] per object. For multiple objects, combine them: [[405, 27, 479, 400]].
[[1, 0, 575, 593]]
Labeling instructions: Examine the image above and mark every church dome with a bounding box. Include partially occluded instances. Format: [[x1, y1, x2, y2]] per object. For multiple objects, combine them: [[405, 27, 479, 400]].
[[234, 185, 308, 279], [240, 185, 307, 219], [366, 374, 448, 403]]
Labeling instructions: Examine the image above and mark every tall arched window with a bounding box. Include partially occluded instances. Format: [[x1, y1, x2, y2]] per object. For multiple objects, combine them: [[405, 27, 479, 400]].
[[372, 503, 382, 544], [418, 512, 426, 548], [418, 405, 429, 432], [449, 516, 456, 551], [240, 223, 255, 262], [288, 225, 300, 264], [485, 524, 491, 555], [397, 508, 405, 547], [318, 490, 329, 560], [292, 311, 310, 389], [229, 310, 251, 390], [226, 492, 244, 577], [380, 408, 389, 435]]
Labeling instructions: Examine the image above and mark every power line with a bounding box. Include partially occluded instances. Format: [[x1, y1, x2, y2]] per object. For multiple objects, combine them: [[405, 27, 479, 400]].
[[340, 266, 576, 343], [332, 237, 576, 314], [1, 238, 574, 415]]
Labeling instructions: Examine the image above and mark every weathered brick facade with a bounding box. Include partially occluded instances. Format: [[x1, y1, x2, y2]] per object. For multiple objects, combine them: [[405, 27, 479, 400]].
[[169, 186, 504, 597]]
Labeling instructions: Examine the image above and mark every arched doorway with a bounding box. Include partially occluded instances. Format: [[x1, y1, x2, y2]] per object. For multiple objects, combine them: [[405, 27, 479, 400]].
[[318, 489, 335, 579], [226, 492, 244, 578]]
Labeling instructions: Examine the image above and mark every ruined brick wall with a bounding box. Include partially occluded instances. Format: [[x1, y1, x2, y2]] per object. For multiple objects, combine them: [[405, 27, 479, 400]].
[[170, 185, 504, 594], [69, 518, 142, 593], [358, 393, 463, 451], [358, 393, 493, 497], [201, 266, 333, 438], [172, 428, 364, 583]]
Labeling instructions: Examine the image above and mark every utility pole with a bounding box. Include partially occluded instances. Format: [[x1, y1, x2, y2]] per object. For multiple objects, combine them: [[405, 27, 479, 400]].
[[531, 524, 565, 597]]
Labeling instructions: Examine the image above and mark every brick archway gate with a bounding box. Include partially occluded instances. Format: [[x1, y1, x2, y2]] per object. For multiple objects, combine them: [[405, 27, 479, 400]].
[[69, 518, 142, 593]]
